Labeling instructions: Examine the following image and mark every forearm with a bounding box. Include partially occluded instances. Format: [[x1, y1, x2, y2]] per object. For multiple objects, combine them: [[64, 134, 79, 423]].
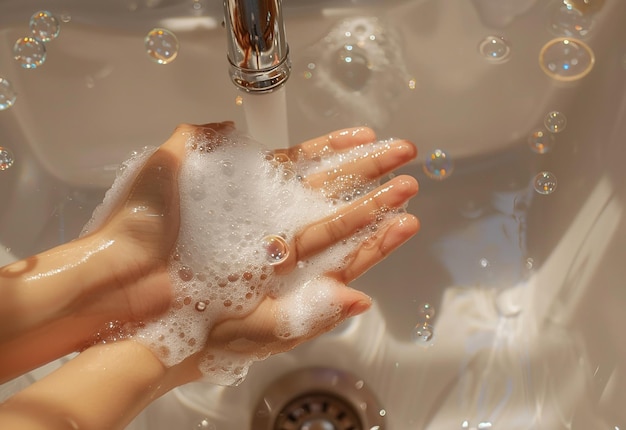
[[0, 340, 191, 430], [0, 235, 122, 381]]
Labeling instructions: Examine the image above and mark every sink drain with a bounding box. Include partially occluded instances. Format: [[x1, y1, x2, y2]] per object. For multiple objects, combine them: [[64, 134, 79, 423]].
[[252, 367, 385, 430]]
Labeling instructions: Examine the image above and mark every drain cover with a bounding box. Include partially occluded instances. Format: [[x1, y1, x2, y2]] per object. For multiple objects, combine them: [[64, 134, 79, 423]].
[[251, 367, 385, 430], [275, 392, 361, 430]]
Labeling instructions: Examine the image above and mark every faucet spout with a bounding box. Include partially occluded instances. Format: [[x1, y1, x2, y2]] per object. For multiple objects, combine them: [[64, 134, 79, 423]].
[[223, 0, 291, 93]]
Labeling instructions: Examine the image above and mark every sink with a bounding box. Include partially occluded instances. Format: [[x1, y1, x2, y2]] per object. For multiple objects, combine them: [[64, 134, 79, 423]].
[[1, 0, 626, 428]]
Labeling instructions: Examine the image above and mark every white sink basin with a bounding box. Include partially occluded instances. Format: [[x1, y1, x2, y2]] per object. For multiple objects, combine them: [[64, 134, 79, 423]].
[[1, 0, 626, 429]]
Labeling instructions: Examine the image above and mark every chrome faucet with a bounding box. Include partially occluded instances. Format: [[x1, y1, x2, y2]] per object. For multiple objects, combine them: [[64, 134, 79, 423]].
[[223, 0, 291, 93]]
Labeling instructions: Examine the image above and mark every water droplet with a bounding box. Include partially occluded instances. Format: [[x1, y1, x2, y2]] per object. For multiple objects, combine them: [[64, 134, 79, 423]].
[[262, 234, 289, 265], [527, 130, 555, 154], [423, 149, 454, 180], [550, 4, 593, 38], [480, 257, 490, 268], [60, 12, 72, 23], [0, 78, 17, 111], [533, 171, 558, 195], [419, 303, 435, 320], [0, 147, 15, 170], [379, 409, 386, 417], [30, 11, 60, 42], [220, 160, 234, 176], [144, 28, 179, 65], [235, 95, 243, 106], [195, 301, 207, 312], [412, 322, 434, 344], [408, 78, 417, 90], [478, 35, 511, 63], [525, 257, 535, 270], [194, 418, 216, 429], [13, 36, 46, 69], [539, 37, 594, 82], [544, 111, 567, 133]]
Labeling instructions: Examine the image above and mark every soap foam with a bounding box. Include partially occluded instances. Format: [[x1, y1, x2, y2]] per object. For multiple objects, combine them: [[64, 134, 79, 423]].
[[83, 128, 401, 385]]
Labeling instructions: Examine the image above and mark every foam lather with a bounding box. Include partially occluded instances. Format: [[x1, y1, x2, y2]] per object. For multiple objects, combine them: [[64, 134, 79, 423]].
[[82, 129, 397, 385]]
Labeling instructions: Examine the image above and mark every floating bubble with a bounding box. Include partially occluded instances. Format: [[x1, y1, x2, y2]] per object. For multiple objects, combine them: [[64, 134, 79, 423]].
[[0, 78, 17, 110], [544, 111, 567, 133], [539, 37, 594, 82], [478, 36, 511, 63], [419, 303, 435, 320], [413, 322, 434, 344], [262, 234, 289, 265], [332, 44, 372, 91], [528, 130, 555, 154], [194, 418, 216, 429], [563, 0, 605, 14], [144, 28, 179, 64], [30, 10, 60, 42], [195, 301, 207, 312], [533, 171, 558, 195], [13, 36, 46, 69], [423, 149, 453, 180], [0, 147, 15, 171], [550, 4, 593, 38]]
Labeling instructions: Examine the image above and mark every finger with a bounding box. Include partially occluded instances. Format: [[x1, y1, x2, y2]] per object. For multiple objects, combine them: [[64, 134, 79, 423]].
[[282, 127, 377, 161], [303, 139, 417, 190], [291, 175, 418, 264], [332, 213, 419, 284]]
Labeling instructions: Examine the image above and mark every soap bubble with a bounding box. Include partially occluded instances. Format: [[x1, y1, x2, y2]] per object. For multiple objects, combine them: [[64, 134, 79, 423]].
[[30, 10, 60, 42], [423, 149, 453, 180], [550, 4, 593, 39], [262, 234, 289, 265], [539, 37, 594, 82], [544, 111, 567, 133], [412, 322, 434, 344], [478, 35, 511, 63], [144, 28, 179, 64], [533, 171, 558, 195], [0, 147, 15, 171], [13, 36, 47, 69], [528, 130, 555, 154], [0, 78, 17, 110], [194, 418, 216, 429], [332, 44, 372, 91]]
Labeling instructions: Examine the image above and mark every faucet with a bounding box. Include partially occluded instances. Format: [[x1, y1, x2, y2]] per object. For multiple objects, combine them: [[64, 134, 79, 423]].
[[223, 0, 291, 93]]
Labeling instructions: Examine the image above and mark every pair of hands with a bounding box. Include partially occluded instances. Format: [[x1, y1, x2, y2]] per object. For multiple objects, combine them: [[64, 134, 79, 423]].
[[0, 122, 419, 384]]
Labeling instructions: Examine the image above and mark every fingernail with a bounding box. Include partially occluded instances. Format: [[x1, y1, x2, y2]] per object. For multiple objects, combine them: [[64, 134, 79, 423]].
[[347, 298, 372, 317]]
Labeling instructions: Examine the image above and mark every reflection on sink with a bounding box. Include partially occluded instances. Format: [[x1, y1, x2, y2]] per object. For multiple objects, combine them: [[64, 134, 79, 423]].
[[2, 0, 626, 429]]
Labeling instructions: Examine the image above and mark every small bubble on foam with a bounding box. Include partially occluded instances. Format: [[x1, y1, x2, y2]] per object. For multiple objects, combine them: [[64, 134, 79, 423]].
[[178, 266, 194, 281], [262, 234, 290, 265]]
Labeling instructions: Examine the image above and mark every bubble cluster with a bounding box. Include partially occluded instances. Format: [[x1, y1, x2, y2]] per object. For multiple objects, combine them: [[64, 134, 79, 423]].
[[533, 171, 558, 195], [11, 11, 62, 70], [144, 28, 179, 64], [0, 78, 17, 111], [539, 37, 594, 82], [83, 129, 403, 385], [29, 10, 60, 42], [0, 147, 15, 171], [478, 36, 511, 63], [423, 149, 453, 180], [13, 36, 46, 69]]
